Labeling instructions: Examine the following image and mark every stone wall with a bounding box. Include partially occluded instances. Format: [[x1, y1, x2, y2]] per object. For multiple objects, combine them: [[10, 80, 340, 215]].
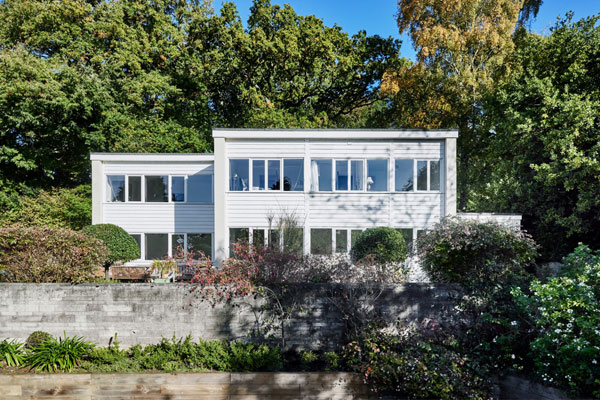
[[0, 283, 457, 349]]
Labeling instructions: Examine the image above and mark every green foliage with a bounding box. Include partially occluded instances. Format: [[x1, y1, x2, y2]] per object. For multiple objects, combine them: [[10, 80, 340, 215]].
[[0, 225, 107, 282], [343, 324, 492, 399], [26, 334, 94, 372], [351, 227, 407, 264], [25, 331, 53, 349], [0, 339, 25, 368], [83, 224, 140, 265], [0, 0, 400, 206], [479, 14, 600, 260], [228, 342, 282, 372], [0, 185, 91, 230], [416, 218, 538, 288], [512, 244, 600, 398]]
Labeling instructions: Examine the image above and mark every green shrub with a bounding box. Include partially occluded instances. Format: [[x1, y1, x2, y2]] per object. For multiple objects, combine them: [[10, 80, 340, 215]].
[[0, 185, 91, 230], [351, 227, 407, 264], [228, 342, 282, 372], [0, 339, 25, 368], [26, 334, 94, 372], [513, 244, 600, 398], [25, 331, 53, 349], [0, 225, 107, 282], [343, 325, 491, 399], [416, 217, 538, 288], [83, 224, 140, 265]]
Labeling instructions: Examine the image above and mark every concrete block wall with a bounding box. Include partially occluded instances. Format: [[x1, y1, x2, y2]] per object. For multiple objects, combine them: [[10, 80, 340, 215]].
[[0, 283, 457, 349]]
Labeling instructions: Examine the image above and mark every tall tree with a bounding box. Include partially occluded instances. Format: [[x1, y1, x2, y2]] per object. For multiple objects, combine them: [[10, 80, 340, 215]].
[[387, 0, 540, 209], [480, 14, 600, 259]]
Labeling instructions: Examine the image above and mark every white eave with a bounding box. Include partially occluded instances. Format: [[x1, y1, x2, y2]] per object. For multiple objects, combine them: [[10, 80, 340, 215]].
[[90, 153, 214, 162], [212, 128, 459, 140]]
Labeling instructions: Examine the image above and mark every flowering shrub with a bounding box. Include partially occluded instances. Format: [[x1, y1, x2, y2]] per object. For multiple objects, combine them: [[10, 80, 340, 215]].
[[416, 217, 538, 288], [351, 227, 407, 264], [0, 225, 107, 282], [512, 244, 600, 397], [342, 323, 492, 399]]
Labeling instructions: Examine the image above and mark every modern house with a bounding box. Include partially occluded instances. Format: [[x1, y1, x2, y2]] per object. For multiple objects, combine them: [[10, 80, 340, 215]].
[[90, 128, 500, 266]]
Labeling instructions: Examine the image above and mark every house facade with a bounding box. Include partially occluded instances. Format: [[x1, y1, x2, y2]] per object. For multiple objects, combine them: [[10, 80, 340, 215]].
[[91, 129, 458, 265]]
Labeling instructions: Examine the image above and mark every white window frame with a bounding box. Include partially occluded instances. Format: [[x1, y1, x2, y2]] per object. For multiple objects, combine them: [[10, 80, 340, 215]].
[[125, 175, 143, 202], [106, 175, 126, 203], [366, 158, 389, 192], [393, 159, 414, 193]]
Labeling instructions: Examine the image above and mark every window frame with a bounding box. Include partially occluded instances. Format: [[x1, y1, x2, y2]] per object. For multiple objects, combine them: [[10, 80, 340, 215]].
[[366, 158, 389, 192], [170, 175, 186, 203], [393, 159, 414, 193], [414, 159, 442, 192], [186, 174, 213, 204], [106, 175, 126, 203]]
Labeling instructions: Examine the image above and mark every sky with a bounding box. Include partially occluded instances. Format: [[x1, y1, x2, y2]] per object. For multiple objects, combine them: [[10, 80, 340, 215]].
[[226, 0, 600, 61]]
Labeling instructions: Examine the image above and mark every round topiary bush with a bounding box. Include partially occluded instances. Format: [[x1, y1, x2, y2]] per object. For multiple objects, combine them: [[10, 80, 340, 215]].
[[26, 331, 53, 349], [416, 217, 538, 287], [351, 227, 407, 264], [83, 224, 140, 266]]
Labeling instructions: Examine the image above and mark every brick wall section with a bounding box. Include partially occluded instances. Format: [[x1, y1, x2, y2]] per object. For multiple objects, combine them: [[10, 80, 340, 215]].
[[0, 283, 457, 349]]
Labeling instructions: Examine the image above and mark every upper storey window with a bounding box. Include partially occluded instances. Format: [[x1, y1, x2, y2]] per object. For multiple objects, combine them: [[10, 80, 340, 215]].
[[395, 160, 413, 192], [188, 175, 212, 203], [231, 158, 304, 192], [230, 159, 249, 191], [416, 160, 441, 191], [107, 175, 125, 202], [146, 176, 168, 202], [366, 159, 388, 192], [311, 160, 332, 191]]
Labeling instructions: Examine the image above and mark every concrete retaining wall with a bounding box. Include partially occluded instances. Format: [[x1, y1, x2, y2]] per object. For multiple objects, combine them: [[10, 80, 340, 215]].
[[0, 283, 456, 349]]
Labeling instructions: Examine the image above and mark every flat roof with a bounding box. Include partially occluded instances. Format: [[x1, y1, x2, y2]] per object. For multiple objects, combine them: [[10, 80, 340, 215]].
[[213, 128, 459, 140], [90, 153, 214, 162]]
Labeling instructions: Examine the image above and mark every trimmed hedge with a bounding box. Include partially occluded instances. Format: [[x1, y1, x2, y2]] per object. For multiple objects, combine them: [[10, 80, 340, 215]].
[[351, 227, 407, 264], [0, 225, 107, 283], [83, 224, 140, 266]]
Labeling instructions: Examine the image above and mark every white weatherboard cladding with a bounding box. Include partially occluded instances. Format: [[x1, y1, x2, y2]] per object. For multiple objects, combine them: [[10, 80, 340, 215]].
[[227, 140, 305, 158], [391, 193, 443, 227], [103, 162, 213, 175], [309, 140, 443, 159], [103, 204, 214, 233], [227, 193, 306, 227]]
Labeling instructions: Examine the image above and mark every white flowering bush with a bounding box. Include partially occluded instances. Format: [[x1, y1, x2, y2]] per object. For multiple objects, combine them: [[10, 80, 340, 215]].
[[512, 244, 600, 397]]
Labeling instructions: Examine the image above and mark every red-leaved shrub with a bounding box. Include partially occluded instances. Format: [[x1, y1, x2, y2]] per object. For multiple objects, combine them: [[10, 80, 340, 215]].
[[0, 225, 108, 282]]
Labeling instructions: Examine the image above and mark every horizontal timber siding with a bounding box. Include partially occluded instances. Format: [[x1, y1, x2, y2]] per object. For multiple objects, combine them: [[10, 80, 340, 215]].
[[104, 204, 214, 233]]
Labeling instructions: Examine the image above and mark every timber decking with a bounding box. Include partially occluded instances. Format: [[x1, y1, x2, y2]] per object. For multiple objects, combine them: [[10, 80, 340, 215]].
[[0, 372, 376, 399]]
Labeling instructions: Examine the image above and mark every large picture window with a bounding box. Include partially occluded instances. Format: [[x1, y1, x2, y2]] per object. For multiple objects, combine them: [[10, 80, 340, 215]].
[[187, 233, 212, 259], [145, 233, 168, 260], [311, 160, 332, 191], [311, 228, 332, 255], [367, 160, 388, 192], [187, 175, 212, 203], [146, 176, 168, 202], [283, 159, 304, 191], [107, 175, 125, 202], [230, 159, 249, 191]]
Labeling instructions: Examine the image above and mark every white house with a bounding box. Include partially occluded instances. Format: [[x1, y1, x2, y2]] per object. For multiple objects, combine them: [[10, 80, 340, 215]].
[[91, 128, 460, 265]]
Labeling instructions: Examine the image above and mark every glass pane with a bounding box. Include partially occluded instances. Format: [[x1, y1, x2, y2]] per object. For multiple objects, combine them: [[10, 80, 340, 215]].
[[252, 160, 265, 191], [130, 234, 141, 257], [336, 160, 348, 191], [145, 234, 168, 260], [417, 161, 428, 191], [146, 176, 168, 202], [396, 228, 413, 249], [311, 160, 332, 191], [230, 159, 249, 191], [229, 228, 249, 256], [187, 175, 212, 203], [252, 229, 265, 248], [268, 160, 281, 190], [367, 160, 388, 191], [351, 230, 362, 247], [311, 229, 332, 255], [107, 175, 125, 202], [283, 227, 303, 256], [128, 176, 141, 201], [430, 160, 440, 191], [171, 176, 185, 202], [395, 160, 413, 192], [188, 233, 212, 259], [171, 234, 185, 259], [350, 160, 363, 191], [284, 159, 304, 191], [268, 229, 280, 248], [336, 229, 347, 253]]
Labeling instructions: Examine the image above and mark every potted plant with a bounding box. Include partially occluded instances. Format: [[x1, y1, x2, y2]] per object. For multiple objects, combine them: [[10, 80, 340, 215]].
[[151, 259, 177, 283]]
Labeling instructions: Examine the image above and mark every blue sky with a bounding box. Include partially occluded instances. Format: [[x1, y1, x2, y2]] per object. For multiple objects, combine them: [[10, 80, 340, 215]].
[[226, 0, 599, 61]]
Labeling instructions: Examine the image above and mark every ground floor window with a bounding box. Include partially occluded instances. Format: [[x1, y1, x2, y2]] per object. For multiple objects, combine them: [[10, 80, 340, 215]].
[[126, 232, 212, 261], [311, 228, 332, 255]]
